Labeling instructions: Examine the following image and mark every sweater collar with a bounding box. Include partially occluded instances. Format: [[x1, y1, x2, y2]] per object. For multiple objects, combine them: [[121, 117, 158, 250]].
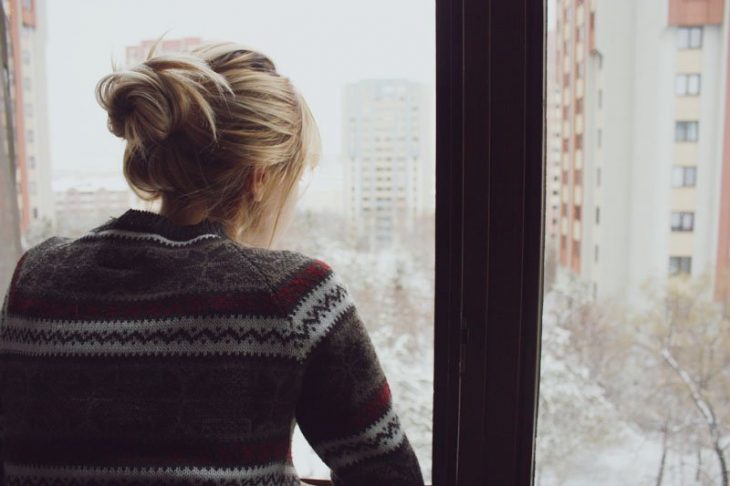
[[100, 208, 229, 242]]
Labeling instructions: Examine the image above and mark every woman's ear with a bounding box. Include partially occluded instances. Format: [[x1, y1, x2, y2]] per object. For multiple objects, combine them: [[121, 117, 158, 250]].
[[249, 166, 269, 203]]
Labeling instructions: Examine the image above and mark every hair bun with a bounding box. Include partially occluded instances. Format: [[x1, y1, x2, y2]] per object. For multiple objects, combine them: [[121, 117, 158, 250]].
[[96, 55, 233, 151]]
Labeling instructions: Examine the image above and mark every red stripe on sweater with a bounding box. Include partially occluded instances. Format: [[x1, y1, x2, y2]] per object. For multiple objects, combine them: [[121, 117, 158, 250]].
[[349, 380, 392, 430], [6, 436, 291, 467], [7, 260, 334, 321], [275, 259, 332, 309], [7, 289, 280, 320]]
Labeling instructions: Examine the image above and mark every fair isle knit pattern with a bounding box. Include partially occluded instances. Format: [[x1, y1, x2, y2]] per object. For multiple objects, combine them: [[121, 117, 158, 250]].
[[0, 208, 425, 486]]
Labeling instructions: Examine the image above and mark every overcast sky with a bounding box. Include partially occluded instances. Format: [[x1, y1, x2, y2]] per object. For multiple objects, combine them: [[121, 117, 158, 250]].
[[46, 0, 436, 177]]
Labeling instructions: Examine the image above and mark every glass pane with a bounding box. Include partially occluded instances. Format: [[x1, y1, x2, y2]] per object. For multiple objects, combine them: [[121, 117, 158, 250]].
[[538, 1, 729, 484], [1, 1, 434, 483], [688, 74, 701, 95], [675, 74, 687, 95]]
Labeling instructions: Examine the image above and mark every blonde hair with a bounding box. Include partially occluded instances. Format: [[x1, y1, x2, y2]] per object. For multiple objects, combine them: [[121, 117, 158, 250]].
[[95, 38, 321, 246]]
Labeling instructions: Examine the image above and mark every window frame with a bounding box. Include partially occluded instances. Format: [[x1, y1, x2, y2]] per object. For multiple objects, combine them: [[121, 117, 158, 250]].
[[675, 120, 699, 142], [434, 0, 544, 485], [677, 26, 703, 49], [672, 165, 697, 187], [675, 73, 701, 96], [670, 211, 695, 232]]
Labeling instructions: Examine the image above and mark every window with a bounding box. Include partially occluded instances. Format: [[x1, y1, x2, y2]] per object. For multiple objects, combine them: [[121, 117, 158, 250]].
[[32, 206, 38, 219], [675, 121, 698, 142], [675, 74, 701, 96], [23, 76, 31, 90], [26, 129, 33, 143], [669, 256, 692, 275], [672, 166, 697, 187], [595, 207, 600, 224], [28, 156, 35, 169], [22, 49, 30, 65], [677, 26, 703, 49], [671, 211, 694, 231]]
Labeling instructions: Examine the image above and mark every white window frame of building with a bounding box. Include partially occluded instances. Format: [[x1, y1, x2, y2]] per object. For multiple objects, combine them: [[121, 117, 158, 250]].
[[672, 166, 697, 187], [675, 73, 701, 96], [675, 121, 699, 142], [670, 211, 695, 232], [677, 26, 703, 49], [669, 256, 692, 275]]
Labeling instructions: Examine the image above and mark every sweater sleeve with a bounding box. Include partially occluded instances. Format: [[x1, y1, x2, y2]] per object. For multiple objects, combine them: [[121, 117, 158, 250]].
[[293, 262, 425, 486]]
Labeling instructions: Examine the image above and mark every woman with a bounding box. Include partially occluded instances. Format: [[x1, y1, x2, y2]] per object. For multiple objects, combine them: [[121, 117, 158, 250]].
[[0, 41, 424, 485]]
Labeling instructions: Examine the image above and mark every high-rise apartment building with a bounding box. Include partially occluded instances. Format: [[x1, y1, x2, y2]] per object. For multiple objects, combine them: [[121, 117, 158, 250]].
[[342, 79, 433, 249], [1, 0, 53, 247], [546, 31, 563, 252], [555, 0, 730, 302]]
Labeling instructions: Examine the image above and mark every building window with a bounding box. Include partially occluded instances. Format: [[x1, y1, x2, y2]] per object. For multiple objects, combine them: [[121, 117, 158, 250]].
[[23, 76, 31, 90], [594, 245, 599, 263], [25, 103, 32, 116], [669, 256, 692, 275], [675, 121, 699, 142], [597, 128, 602, 148], [675, 74, 701, 96], [670, 211, 694, 231], [28, 156, 35, 169], [22, 49, 30, 65], [26, 129, 33, 143], [32, 206, 38, 219], [677, 26, 703, 49], [672, 166, 697, 187], [595, 207, 600, 224]]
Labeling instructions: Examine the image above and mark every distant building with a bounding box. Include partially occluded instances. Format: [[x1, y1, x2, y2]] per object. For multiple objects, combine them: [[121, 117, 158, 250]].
[[342, 79, 434, 249], [556, 0, 730, 302], [53, 173, 139, 238], [125, 37, 204, 68], [0, 0, 54, 249], [546, 31, 563, 252]]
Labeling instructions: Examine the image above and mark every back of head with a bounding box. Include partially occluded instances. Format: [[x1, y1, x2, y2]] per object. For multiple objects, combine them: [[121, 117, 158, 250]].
[[95, 40, 321, 244]]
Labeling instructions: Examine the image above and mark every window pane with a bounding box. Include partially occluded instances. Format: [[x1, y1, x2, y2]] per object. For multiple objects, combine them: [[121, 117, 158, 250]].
[[688, 74, 701, 95], [677, 27, 689, 48], [686, 166, 697, 186], [675, 74, 688, 95], [672, 166, 684, 187], [2, 2, 435, 483], [690, 27, 703, 48], [539, 3, 728, 485]]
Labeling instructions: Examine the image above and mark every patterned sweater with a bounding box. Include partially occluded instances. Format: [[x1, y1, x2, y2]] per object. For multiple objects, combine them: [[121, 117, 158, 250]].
[[0, 208, 425, 486]]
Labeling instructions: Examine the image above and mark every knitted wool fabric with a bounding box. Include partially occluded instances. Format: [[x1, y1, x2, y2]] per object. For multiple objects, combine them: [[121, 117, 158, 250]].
[[0, 208, 425, 486]]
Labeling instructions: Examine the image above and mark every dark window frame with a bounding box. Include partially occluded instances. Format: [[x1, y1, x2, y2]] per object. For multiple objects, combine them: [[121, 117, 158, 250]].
[[434, 0, 544, 485]]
